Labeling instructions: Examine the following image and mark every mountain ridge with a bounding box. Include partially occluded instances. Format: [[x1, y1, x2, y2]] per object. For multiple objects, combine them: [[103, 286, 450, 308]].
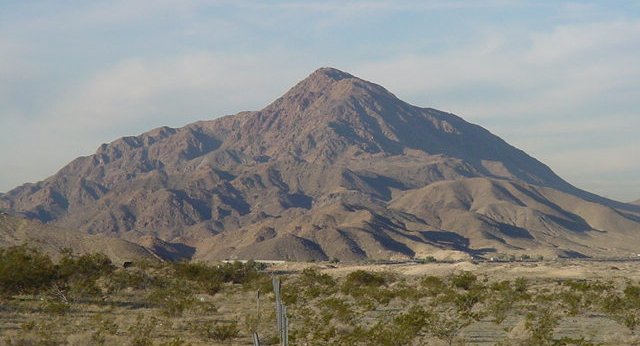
[[1, 67, 639, 261]]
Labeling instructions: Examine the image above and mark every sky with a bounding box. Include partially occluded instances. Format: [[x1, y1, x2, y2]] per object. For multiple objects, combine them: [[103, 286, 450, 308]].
[[1, 0, 639, 202]]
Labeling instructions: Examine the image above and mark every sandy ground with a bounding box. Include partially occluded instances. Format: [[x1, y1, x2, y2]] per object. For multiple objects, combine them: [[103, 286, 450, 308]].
[[269, 258, 640, 282]]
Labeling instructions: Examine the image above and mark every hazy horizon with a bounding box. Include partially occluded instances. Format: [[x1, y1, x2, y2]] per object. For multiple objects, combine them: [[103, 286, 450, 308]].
[[1, 1, 639, 202]]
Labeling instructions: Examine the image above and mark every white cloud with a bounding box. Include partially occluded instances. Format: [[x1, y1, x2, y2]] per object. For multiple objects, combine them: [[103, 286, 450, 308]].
[[352, 20, 640, 122], [49, 53, 305, 131], [351, 20, 640, 202], [526, 21, 640, 63]]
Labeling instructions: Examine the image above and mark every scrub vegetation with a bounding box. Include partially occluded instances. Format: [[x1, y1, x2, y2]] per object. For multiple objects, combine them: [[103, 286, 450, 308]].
[[1, 246, 640, 345]]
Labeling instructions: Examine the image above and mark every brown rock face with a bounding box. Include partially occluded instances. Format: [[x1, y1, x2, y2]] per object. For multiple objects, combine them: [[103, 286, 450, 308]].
[[2, 67, 639, 261]]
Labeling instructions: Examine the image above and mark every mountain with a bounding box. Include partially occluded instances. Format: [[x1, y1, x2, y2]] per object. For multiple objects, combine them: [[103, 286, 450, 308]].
[[1, 67, 639, 261], [632, 200, 640, 205]]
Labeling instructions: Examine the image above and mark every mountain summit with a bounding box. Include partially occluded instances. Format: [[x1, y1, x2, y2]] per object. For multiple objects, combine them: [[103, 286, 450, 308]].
[[2, 68, 639, 261]]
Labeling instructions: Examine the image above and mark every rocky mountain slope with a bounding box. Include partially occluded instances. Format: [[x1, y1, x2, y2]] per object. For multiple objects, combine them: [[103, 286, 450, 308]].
[[1, 68, 639, 261]]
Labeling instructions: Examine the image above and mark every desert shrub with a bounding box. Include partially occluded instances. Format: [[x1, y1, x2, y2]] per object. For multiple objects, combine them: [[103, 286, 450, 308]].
[[172, 260, 264, 293], [562, 279, 591, 293], [321, 297, 354, 323], [368, 321, 414, 346], [343, 270, 387, 288], [434, 274, 486, 321], [173, 261, 216, 282], [557, 279, 613, 316], [90, 314, 119, 345], [558, 290, 583, 316], [199, 321, 240, 341], [0, 246, 57, 296], [172, 261, 222, 294], [55, 250, 115, 298], [107, 268, 162, 292], [488, 295, 511, 324], [418, 256, 437, 263], [302, 322, 337, 344], [245, 270, 276, 294], [341, 270, 396, 305], [624, 284, 640, 307], [514, 277, 528, 294], [451, 289, 485, 318], [40, 298, 71, 315], [423, 307, 471, 345], [147, 280, 196, 317], [10, 319, 65, 346], [243, 311, 261, 334], [600, 283, 640, 331], [297, 268, 337, 298], [366, 305, 431, 345], [389, 281, 424, 301], [555, 337, 597, 346], [57, 250, 114, 281], [487, 279, 527, 324], [216, 260, 263, 284], [421, 275, 447, 295], [450, 271, 478, 290], [129, 315, 156, 346], [524, 306, 560, 345], [158, 337, 187, 346]]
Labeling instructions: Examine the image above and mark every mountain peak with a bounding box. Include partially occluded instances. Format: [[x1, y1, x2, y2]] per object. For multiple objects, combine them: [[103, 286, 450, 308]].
[[271, 67, 397, 111], [309, 67, 354, 81], [287, 67, 363, 95]]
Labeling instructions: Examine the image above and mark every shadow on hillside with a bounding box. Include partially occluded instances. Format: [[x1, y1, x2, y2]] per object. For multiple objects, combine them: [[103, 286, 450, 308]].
[[420, 230, 495, 256], [152, 242, 196, 261]]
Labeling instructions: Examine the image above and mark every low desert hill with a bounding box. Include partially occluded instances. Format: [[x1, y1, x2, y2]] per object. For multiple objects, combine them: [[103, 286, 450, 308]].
[[0, 213, 162, 263], [1, 68, 639, 261]]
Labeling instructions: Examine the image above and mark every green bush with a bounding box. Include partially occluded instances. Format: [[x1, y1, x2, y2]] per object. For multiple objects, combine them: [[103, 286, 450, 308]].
[[107, 268, 161, 292], [421, 275, 447, 296], [321, 297, 354, 323], [299, 267, 335, 287], [173, 260, 264, 292], [342, 270, 387, 292], [450, 271, 478, 291], [55, 250, 115, 298], [40, 299, 71, 315], [524, 307, 560, 345], [129, 315, 156, 346], [0, 246, 57, 296], [199, 321, 240, 341], [339, 271, 401, 306], [600, 282, 640, 331], [147, 280, 196, 317], [424, 308, 470, 345], [57, 250, 114, 281], [487, 279, 523, 324], [296, 268, 337, 298], [415, 256, 437, 264]]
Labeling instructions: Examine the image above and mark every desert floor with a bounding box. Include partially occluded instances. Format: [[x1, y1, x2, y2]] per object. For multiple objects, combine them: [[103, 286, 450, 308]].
[[3, 259, 640, 345]]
